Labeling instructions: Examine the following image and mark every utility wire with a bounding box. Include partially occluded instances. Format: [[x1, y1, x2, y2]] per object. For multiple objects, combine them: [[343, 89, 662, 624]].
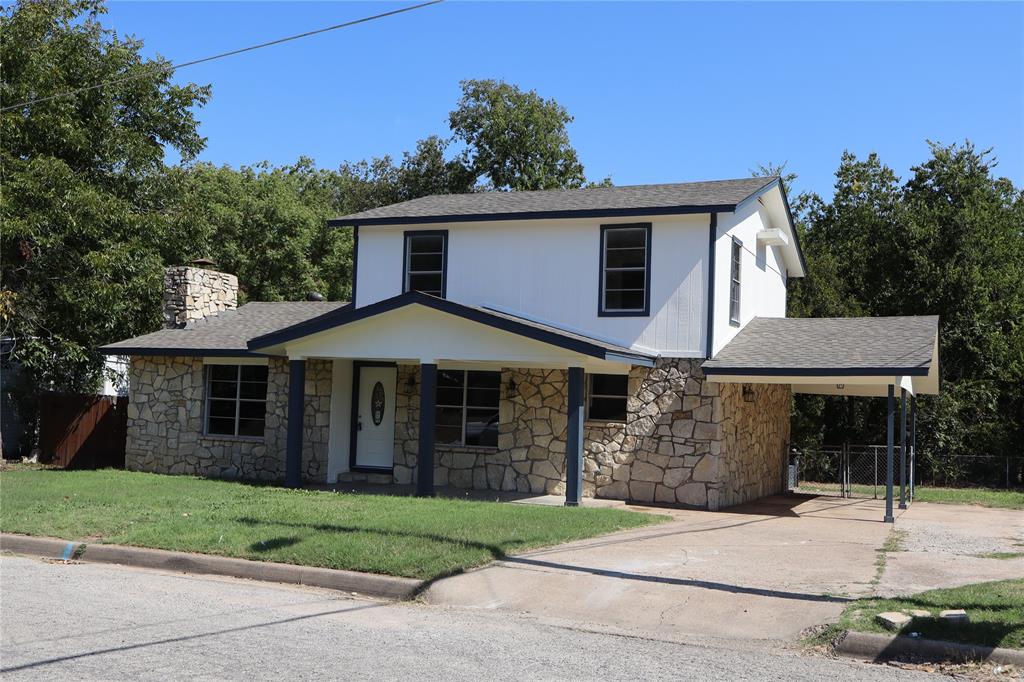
[[1, 0, 444, 112]]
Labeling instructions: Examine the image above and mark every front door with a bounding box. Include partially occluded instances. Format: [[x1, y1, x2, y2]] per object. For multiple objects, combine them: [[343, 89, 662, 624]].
[[354, 365, 396, 470]]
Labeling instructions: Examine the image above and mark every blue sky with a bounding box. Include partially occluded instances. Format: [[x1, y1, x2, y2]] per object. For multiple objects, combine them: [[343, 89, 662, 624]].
[[105, 1, 1024, 197]]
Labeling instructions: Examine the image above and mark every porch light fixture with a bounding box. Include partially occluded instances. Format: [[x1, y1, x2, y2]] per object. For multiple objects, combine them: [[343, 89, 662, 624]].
[[406, 374, 417, 391], [742, 384, 755, 402], [836, 384, 845, 390], [506, 377, 517, 399]]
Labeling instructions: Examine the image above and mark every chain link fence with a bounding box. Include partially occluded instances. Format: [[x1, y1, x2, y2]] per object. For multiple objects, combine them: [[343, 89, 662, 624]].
[[790, 445, 1023, 498]]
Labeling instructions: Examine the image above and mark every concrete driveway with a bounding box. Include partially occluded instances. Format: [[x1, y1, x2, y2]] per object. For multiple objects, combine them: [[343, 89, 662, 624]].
[[427, 495, 893, 644]]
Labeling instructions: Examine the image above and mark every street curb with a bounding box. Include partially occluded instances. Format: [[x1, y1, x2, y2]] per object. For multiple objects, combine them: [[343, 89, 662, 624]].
[[0, 533, 423, 600], [836, 630, 1024, 667]]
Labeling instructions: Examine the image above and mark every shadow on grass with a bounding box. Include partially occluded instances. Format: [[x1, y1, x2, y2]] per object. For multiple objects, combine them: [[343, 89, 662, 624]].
[[248, 536, 301, 553], [236, 516, 852, 604]]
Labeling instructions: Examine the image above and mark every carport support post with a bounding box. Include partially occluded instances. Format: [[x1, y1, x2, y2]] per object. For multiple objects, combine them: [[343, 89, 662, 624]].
[[565, 366, 585, 507], [910, 397, 917, 500], [416, 362, 437, 497], [884, 384, 895, 523], [285, 358, 305, 488], [899, 388, 908, 510]]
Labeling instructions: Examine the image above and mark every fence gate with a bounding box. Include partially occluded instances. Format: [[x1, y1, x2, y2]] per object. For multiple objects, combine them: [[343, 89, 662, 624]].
[[38, 392, 128, 469], [792, 444, 908, 499]]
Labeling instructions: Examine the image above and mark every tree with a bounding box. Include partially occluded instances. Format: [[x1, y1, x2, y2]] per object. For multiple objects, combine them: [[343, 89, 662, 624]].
[[449, 79, 587, 191], [787, 143, 1024, 484], [1, 0, 210, 391]]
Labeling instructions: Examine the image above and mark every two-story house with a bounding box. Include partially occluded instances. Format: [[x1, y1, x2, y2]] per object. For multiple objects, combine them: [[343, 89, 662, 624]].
[[102, 177, 939, 513]]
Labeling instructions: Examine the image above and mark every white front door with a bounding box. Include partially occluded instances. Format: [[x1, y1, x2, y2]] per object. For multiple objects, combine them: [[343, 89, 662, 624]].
[[355, 365, 396, 470]]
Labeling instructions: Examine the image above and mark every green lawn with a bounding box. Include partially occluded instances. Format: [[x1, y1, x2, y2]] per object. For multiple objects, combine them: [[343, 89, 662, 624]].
[[0, 469, 665, 580], [796, 483, 1024, 510], [833, 579, 1024, 650]]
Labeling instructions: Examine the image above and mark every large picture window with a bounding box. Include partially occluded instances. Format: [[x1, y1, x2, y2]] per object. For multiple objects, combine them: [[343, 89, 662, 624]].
[[404, 231, 447, 297], [205, 364, 269, 438], [435, 370, 500, 447], [587, 374, 628, 422], [600, 224, 651, 316], [729, 238, 742, 325]]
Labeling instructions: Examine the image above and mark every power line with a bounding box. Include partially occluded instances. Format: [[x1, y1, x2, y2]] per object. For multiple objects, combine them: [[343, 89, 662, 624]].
[[1, 0, 444, 112]]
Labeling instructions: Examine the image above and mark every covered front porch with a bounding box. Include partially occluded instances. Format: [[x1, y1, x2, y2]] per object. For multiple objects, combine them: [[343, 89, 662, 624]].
[[248, 291, 656, 505]]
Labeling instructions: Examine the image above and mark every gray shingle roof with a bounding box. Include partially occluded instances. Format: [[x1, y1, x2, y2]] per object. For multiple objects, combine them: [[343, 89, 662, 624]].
[[99, 302, 349, 355], [330, 177, 777, 226], [703, 316, 939, 376]]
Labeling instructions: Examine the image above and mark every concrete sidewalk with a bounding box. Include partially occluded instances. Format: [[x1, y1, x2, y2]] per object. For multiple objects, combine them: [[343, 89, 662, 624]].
[[426, 495, 893, 643]]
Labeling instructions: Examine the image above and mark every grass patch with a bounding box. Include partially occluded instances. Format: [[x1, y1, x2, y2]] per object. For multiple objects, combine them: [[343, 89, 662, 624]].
[[912, 487, 1024, 510], [794, 483, 1023, 510], [834, 579, 1024, 650], [0, 469, 666, 580]]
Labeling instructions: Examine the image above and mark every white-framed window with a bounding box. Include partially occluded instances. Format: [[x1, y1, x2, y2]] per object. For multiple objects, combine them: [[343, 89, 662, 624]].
[[586, 374, 628, 422], [729, 238, 742, 325], [404, 231, 447, 297], [435, 369, 500, 447], [205, 364, 269, 438], [600, 224, 651, 316]]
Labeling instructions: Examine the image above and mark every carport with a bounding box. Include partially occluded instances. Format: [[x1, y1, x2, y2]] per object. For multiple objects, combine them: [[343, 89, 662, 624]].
[[703, 316, 940, 522]]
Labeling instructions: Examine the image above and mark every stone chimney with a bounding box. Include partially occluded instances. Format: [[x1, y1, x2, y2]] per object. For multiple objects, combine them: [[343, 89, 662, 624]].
[[162, 260, 238, 329]]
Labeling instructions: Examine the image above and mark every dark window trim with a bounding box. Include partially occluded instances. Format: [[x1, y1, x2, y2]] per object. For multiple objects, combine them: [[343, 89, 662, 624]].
[[349, 360, 398, 474], [435, 369, 501, 447], [203, 363, 268, 439], [585, 373, 629, 423], [598, 223, 652, 317], [729, 237, 742, 327], [402, 229, 448, 298]]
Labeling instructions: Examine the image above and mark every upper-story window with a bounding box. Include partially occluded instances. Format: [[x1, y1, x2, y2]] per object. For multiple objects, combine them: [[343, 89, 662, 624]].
[[729, 238, 742, 325], [404, 231, 447, 297], [599, 224, 651, 316]]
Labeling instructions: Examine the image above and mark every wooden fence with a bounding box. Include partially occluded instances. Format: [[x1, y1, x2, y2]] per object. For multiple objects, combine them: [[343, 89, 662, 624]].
[[38, 392, 127, 469]]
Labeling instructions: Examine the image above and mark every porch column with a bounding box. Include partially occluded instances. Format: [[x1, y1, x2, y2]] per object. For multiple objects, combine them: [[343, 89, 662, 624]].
[[565, 366, 585, 507], [910, 396, 917, 500], [884, 384, 895, 523], [899, 387, 908, 509], [285, 358, 305, 488], [416, 362, 437, 497]]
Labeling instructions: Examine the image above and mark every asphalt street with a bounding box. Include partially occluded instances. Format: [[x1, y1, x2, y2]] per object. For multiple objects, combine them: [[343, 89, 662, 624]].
[[0, 556, 937, 681]]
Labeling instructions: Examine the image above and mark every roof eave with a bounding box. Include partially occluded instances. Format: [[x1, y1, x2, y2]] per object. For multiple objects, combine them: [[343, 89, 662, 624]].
[[701, 365, 932, 377], [98, 346, 269, 358], [328, 203, 738, 228]]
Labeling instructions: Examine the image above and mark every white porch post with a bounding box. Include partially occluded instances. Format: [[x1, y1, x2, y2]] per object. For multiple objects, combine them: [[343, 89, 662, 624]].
[[884, 384, 895, 523]]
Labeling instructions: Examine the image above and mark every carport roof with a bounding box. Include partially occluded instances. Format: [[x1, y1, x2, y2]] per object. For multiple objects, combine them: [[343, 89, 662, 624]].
[[703, 316, 939, 377]]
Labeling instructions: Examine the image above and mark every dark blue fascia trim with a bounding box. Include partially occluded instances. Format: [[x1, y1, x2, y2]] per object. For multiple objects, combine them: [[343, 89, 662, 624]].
[[246, 291, 657, 365], [705, 213, 717, 358], [328, 203, 737, 228], [402, 229, 448, 298], [598, 222, 652, 318], [98, 347, 272, 358], [702, 365, 931, 377], [351, 225, 359, 307]]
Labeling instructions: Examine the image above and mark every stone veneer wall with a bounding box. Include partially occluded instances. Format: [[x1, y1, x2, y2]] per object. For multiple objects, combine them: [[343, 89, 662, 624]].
[[125, 356, 330, 483], [390, 359, 790, 510], [162, 266, 238, 329]]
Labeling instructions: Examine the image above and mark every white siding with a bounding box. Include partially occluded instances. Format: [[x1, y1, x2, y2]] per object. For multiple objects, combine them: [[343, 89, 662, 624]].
[[355, 216, 710, 356], [711, 203, 788, 356]]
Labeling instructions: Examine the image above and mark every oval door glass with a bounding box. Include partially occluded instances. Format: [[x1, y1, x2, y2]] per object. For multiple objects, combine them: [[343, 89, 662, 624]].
[[371, 381, 386, 426]]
